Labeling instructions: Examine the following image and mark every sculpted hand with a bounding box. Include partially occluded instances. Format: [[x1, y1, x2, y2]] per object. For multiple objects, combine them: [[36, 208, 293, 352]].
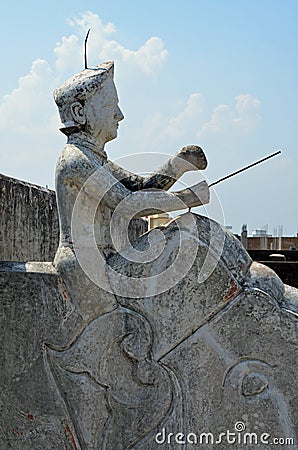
[[173, 145, 207, 173], [177, 180, 210, 208], [139, 145, 207, 191]]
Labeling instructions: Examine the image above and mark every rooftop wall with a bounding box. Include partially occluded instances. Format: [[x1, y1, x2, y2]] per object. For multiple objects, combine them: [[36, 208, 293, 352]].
[[0, 174, 59, 262], [0, 174, 148, 262]]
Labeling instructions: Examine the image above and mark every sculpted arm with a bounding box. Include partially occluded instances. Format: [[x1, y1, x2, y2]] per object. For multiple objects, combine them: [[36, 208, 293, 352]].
[[108, 145, 207, 191], [75, 157, 209, 218]]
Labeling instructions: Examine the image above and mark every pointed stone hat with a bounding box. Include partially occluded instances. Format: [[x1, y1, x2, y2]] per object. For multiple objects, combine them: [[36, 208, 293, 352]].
[[53, 61, 114, 133]]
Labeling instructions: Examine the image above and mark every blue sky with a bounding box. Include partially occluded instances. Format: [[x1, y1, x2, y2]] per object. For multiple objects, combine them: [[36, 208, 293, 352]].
[[1, 0, 298, 235]]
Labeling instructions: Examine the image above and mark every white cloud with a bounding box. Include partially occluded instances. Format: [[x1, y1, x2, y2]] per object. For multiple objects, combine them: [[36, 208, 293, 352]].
[[0, 11, 169, 186], [0, 10, 260, 189], [198, 94, 260, 137], [0, 12, 167, 158], [162, 93, 260, 141], [165, 94, 205, 137], [0, 59, 58, 133], [54, 34, 81, 76], [68, 11, 116, 36], [55, 11, 168, 76], [0, 11, 168, 134], [233, 94, 261, 133]]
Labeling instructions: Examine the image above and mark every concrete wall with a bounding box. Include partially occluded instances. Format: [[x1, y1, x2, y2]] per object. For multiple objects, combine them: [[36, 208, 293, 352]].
[[0, 173, 148, 262], [248, 250, 298, 262], [0, 174, 59, 262]]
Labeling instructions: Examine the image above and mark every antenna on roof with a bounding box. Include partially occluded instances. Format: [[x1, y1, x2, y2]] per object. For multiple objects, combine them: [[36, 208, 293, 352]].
[[84, 28, 91, 69]]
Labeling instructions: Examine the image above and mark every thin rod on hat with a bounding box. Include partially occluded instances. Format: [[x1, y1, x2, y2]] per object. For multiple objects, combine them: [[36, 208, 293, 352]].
[[84, 28, 91, 69]]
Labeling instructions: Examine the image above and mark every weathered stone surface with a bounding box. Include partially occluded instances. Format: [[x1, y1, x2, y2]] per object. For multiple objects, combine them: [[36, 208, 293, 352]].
[[161, 284, 298, 448], [0, 262, 78, 449], [0, 174, 59, 261], [1, 221, 298, 448]]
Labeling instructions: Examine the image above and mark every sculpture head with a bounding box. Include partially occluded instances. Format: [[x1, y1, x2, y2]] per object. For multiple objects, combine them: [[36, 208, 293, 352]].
[[54, 61, 124, 145]]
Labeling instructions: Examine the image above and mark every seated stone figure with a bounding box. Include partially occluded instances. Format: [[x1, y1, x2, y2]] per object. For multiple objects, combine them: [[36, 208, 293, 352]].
[[48, 61, 298, 449], [53, 61, 211, 320]]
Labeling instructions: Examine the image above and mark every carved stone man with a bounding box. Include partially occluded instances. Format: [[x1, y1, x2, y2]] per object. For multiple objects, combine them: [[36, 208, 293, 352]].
[[51, 61, 298, 449], [53, 61, 210, 319], [51, 61, 217, 448], [1, 60, 297, 450]]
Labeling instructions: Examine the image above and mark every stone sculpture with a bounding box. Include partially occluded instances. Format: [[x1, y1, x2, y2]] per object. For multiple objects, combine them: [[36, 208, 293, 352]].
[[1, 60, 298, 449]]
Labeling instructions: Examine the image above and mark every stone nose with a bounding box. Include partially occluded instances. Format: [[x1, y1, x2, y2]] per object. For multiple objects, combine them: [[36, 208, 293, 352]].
[[115, 105, 124, 121]]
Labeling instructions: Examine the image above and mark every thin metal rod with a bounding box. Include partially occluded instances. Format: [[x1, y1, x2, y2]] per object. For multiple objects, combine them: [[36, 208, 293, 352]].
[[209, 150, 281, 187], [84, 29, 91, 69]]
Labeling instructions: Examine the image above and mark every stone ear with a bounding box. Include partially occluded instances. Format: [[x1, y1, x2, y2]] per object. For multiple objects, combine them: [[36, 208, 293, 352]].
[[70, 102, 86, 125]]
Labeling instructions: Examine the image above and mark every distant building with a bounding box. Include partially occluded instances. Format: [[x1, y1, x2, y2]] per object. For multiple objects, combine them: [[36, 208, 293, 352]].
[[241, 225, 298, 251], [147, 217, 298, 251], [147, 213, 172, 230]]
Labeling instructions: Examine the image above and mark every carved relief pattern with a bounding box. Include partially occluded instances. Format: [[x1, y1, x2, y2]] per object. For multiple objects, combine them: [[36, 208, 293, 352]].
[[46, 307, 177, 449]]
